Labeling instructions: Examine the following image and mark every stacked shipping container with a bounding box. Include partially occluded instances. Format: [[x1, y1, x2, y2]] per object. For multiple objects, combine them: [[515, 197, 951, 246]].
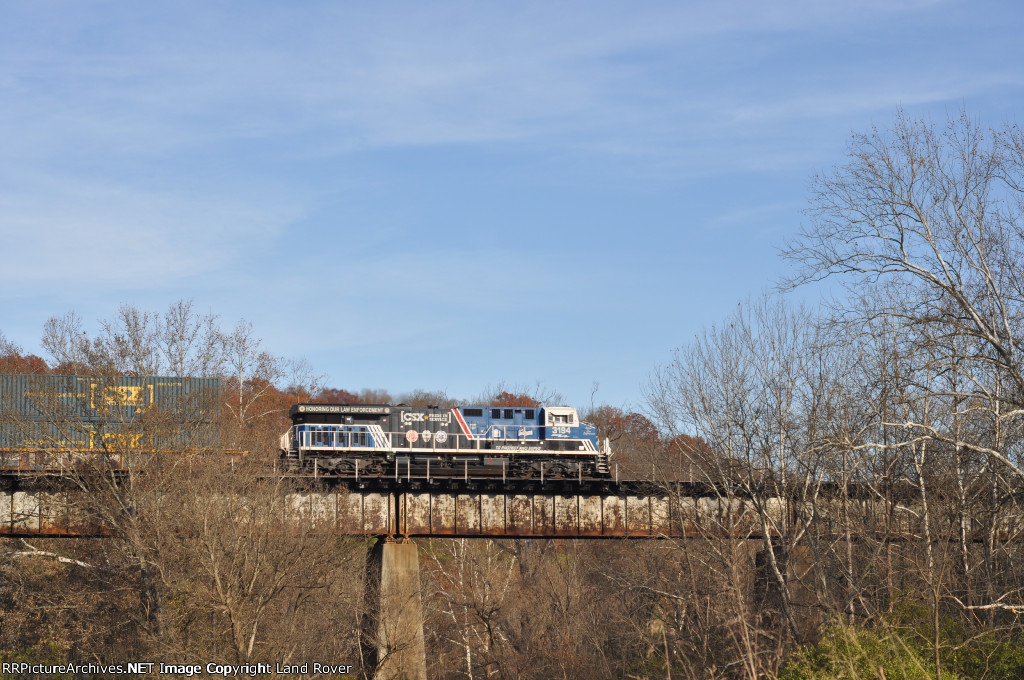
[[0, 375, 220, 468]]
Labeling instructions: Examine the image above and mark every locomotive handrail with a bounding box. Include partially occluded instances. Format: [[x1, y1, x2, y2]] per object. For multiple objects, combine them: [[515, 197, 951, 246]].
[[294, 428, 595, 456], [295, 427, 573, 444]]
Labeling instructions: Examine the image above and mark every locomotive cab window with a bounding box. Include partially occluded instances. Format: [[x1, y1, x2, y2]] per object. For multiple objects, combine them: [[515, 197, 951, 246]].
[[544, 407, 578, 427]]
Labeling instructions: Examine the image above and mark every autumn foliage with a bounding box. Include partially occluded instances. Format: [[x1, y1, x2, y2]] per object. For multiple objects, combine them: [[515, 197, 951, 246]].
[[0, 352, 49, 374], [489, 391, 540, 407]]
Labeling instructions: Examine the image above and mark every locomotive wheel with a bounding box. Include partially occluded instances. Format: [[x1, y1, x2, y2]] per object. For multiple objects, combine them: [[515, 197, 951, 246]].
[[546, 464, 570, 479], [510, 462, 537, 479]]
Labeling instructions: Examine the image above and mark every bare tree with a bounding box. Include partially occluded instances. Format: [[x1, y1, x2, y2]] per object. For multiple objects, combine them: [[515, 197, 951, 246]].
[[778, 109, 1024, 676], [159, 299, 223, 377], [1, 304, 372, 666], [41, 311, 91, 372], [41, 300, 226, 378], [783, 109, 1024, 480], [222, 319, 284, 425], [97, 304, 162, 375], [0, 330, 21, 357], [153, 456, 361, 663], [646, 296, 845, 676]]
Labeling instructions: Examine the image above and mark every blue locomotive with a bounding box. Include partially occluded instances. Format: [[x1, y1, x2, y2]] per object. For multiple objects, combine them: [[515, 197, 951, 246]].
[[279, 403, 612, 479]]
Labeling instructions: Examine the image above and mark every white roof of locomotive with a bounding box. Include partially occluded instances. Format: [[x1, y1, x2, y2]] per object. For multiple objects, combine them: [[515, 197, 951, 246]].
[[544, 406, 577, 416]]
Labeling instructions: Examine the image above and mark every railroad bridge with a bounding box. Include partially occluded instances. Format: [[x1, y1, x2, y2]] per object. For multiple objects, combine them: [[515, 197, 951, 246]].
[[0, 475, 758, 539], [0, 471, 836, 680], [1, 472, 745, 680]]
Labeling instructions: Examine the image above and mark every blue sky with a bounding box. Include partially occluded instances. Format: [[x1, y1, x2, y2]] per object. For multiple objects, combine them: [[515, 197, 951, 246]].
[[1, 0, 1022, 410]]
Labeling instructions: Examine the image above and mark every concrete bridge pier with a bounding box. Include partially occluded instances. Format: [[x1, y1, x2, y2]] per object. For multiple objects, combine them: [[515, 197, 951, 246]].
[[363, 540, 427, 680]]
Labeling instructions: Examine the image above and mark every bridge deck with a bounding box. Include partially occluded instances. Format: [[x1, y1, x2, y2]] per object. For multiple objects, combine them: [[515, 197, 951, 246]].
[[0, 477, 746, 539]]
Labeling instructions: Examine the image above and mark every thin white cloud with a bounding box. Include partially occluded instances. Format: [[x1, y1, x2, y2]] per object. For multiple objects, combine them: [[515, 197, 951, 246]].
[[0, 171, 303, 292], [0, 0, 973, 161], [725, 73, 1024, 125], [700, 201, 800, 237]]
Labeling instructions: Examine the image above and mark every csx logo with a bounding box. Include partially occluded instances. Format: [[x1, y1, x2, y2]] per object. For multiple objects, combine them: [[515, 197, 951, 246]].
[[91, 385, 146, 409], [401, 412, 426, 423]]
